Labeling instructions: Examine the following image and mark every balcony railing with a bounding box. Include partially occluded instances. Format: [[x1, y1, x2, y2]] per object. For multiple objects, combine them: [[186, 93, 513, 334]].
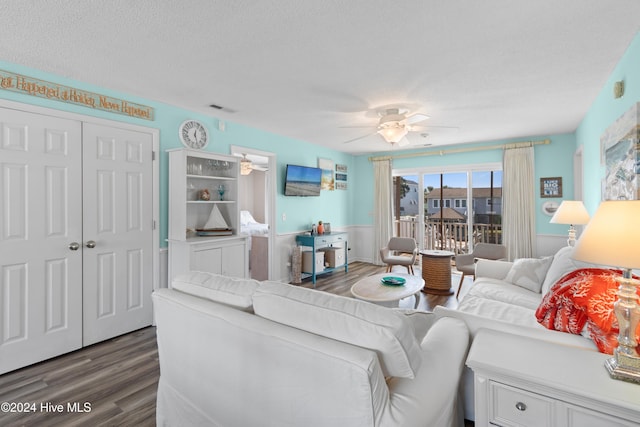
[[394, 216, 502, 255]]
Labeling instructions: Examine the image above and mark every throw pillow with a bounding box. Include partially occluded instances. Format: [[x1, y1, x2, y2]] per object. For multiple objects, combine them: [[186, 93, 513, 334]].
[[540, 246, 598, 294], [171, 272, 260, 311], [253, 280, 422, 379], [505, 256, 553, 293], [535, 268, 640, 354]]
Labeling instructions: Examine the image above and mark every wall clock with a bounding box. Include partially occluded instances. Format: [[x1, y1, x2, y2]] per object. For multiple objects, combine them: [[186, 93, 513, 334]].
[[179, 120, 209, 149]]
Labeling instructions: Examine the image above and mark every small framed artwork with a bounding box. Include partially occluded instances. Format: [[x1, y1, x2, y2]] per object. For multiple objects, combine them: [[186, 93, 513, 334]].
[[318, 158, 335, 190], [540, 177, 562, 198], [600, 102, 639, 200], [336, 164, 348, 173], [335, 173, 347, 181], [336, 181, 347, 190]]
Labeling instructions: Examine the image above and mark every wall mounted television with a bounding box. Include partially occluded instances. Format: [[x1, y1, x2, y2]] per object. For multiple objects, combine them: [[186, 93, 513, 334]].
[[284, 164, 322, 196]]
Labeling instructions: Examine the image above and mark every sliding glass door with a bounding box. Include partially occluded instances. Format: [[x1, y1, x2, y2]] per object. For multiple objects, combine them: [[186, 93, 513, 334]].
[[393, 165, 502, 254], [424, 172, 468, 253], [471, 170, 503, 246]]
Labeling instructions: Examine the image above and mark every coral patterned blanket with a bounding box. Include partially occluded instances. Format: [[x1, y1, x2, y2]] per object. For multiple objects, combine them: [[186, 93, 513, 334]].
[[535, 268, 640, 354]]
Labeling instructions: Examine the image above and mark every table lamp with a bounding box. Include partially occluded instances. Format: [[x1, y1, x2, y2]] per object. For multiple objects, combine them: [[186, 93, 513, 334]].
[[549, 200, 590, 246], [572, 200, 640, 383]]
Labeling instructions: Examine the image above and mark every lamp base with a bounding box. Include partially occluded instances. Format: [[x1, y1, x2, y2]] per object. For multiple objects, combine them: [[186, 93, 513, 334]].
[[566, 225, 577, 247], [605, 352, 640, 384]]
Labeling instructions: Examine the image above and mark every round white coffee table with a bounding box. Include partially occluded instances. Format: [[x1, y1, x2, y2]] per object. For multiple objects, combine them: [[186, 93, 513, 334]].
[[351, 273, 424, 308]]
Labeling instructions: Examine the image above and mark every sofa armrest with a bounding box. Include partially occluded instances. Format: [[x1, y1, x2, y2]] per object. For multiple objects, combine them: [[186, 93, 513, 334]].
[[385, 316, 469, 427], [475, 259, 513, 281]]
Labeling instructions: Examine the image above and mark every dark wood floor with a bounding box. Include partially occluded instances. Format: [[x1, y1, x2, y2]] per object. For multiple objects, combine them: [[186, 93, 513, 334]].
[[0, 262, 471, 426]]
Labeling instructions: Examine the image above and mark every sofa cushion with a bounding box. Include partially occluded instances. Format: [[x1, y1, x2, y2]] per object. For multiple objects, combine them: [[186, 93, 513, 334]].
[[465, 278, 543, 310], [171, 272, 259, 311], [505, 256, 553, 293], [457, 293, 542, 329], [253, 281, 422, 379]]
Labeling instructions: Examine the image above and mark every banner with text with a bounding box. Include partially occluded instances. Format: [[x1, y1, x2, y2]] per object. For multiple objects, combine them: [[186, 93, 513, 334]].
[[0, 69, 154, 121]]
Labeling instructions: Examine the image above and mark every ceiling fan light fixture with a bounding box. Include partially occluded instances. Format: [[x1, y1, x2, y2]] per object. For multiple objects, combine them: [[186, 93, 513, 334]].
[[240, 154, 253, 175], [377, 123, 408, 144]]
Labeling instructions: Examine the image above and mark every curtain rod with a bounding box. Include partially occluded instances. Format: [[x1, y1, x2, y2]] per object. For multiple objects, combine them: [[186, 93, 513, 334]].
[[368, 138, 551, 162]]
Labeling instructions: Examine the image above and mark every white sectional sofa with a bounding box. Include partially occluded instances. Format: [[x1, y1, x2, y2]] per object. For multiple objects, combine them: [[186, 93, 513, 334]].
[[153, 272, 470, 427], [436, 246, 600, 349], [434, 245, 601, 420]]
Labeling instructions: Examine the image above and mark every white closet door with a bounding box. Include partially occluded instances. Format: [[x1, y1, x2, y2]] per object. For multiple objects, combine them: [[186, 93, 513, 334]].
[[0, 108, 83, 374], [82, 123, 153, 345]]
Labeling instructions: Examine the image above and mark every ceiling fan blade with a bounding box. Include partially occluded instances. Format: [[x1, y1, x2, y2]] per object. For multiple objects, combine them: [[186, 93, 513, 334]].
[[405, 113, 430, 125], [343, 131, 377, 144]]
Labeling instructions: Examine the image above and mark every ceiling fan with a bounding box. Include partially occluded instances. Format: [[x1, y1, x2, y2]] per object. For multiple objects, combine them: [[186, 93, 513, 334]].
[[238, 153, 269, 175], [343, 106, 457, 146]]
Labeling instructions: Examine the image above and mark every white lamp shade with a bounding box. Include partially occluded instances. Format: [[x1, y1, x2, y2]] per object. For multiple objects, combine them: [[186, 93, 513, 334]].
[[572, 200, 640, 269], [377, 124, 408, 143], [549, 200, 590, 225]]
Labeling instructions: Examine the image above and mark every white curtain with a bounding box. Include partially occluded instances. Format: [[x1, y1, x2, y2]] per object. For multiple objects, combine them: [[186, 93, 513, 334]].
[[373, 159, 393, 265], [503, 145, 536, 260]]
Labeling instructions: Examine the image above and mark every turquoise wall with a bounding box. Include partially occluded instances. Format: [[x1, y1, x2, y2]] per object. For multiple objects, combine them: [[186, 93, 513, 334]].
[[576, 32, 640, 213], [215, 123, 354, 234], [351, 133, 577, 236], [0, 61, 353, 246]]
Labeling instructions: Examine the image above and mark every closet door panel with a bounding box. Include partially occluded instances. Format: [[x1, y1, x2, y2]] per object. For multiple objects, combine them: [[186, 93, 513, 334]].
[[82, 123, 153, 345], [0, 107, 82, 374]]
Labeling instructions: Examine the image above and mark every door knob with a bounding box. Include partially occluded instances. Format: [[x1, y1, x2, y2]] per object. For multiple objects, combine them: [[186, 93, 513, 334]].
[[69, 242, 80, 251], [86, 240, 96, 249]]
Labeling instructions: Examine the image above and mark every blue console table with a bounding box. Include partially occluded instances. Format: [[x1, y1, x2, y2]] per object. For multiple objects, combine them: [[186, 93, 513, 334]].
[[295, 232, 348, 285]]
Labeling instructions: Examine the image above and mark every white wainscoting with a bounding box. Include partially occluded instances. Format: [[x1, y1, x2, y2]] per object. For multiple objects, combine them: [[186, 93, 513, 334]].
[[158, 229, 569, 286], [537, 234, 571, 257], [271, 226, 376, 282]]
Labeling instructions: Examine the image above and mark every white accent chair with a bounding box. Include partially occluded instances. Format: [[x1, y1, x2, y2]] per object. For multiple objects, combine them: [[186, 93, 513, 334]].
[[380, 237, 418, 274], [454, 243, 506, 298]]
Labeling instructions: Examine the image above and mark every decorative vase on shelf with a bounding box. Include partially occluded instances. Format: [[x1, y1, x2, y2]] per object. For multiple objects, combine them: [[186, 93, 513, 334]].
[[200, 189, 211, 201], [317, 221, 324, 235], [217, 184, 225, 201]]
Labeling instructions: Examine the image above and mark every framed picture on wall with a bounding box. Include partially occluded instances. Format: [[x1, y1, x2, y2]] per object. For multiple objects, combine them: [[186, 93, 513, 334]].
[[318, 158, 335, 190], [540, 177, 562, 198], [600, 102, 639, 200]]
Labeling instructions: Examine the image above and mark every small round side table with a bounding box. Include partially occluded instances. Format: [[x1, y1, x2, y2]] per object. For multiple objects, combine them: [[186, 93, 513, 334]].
[[420, 250, 455, 295]]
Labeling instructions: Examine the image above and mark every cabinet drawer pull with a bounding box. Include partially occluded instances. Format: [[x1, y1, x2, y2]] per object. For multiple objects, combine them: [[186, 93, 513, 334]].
[[515, 402, 527, 411]]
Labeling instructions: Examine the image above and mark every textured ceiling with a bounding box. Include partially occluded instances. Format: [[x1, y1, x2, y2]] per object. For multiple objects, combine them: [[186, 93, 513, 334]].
[[1, 1, 639, 154]]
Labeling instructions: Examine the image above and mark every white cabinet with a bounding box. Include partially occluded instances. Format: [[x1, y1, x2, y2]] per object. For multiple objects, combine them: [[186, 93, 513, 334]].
[[170, 236, 248, 279], [167, 149, 248, 280], [466, 329, 640, 427]]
